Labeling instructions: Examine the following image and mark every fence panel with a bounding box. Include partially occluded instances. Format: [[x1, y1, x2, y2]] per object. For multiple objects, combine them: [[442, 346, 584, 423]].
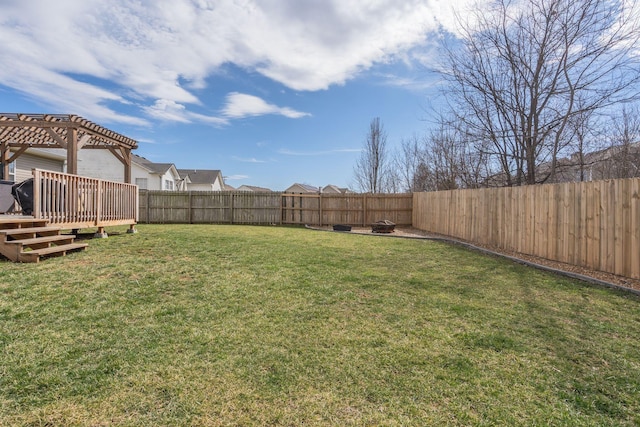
[[281, 193, 413, 226], [232, 192, 282, 224], [413, 178, 640, 280], [140, 191, 412, 226], [191, 192, 232, 223]]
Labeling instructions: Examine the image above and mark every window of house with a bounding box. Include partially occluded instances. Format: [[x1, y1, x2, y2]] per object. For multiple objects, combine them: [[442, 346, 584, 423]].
[[164, 179, 174, 191], [135, 178, 148, 190], [8, 162, 15, 182]]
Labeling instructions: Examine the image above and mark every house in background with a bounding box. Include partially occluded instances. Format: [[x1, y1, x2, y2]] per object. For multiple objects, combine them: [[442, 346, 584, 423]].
[[71, 148, 127, 182], [8, 148, 66, 183], [284, 183, 320, 193], [7, 143, 229, 193], [529, 142, 640, 185], [322, 184, 352, 194], [131, 155, 181, 191], [177, 169, 225, 191], [237, 185, 272, 192], [2, 147, 67, 213]]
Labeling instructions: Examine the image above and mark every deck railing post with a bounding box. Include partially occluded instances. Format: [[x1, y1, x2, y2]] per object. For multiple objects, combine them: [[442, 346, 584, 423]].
[[32, 169, 41, 219], [134, 186, 139, 223], [96, 179, 103, 227]]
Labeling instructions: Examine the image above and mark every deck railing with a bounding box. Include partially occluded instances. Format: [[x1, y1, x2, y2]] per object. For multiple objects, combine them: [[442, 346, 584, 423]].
[[32, 169, 138, 230]]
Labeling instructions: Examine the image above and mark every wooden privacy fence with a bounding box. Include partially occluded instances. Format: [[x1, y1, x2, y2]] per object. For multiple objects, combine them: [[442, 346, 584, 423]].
[[138, 191, 413, 226], [413, 179, 640, 280], [282, 193, 412, 226], [139, 191, 281, 225]]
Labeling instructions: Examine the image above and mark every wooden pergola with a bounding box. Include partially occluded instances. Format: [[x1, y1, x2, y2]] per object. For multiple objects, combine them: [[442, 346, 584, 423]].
[[0, 113, 138, 182]]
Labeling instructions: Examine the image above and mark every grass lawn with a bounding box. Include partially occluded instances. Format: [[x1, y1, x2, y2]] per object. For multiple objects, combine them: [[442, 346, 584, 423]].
[[1, 224, 639, 426]]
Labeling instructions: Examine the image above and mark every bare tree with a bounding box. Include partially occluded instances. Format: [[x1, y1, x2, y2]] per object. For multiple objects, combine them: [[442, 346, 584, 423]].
[[563, 99, 602, 182], [605, 104, 640, 179], [353, 117, 391, 193], [440, 0, 640, 186], [394, 134, 425, 192]]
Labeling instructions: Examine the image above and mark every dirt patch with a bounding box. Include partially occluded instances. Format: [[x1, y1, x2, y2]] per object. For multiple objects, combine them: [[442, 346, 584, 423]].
[[317, 226, 640, 293]]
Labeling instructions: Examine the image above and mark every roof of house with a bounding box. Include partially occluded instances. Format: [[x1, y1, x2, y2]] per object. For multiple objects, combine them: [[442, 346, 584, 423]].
[[177, 169, 222, 185], [237, 185, 272, 192], [322, 184, 351, 193], [132, 154, 175, 175], [285, 183, 319, 193]]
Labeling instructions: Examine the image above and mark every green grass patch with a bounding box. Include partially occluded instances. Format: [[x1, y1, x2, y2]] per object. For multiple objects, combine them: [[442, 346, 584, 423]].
[[1, 224, 639, 426]]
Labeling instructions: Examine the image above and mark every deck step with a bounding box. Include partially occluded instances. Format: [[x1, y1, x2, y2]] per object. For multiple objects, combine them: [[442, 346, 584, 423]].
[[19, 242, 89, 262], [0, 218, 49, 229], [0, 216, 41, 223], [0, 226, 62, 238], [0, 218, 88, 263], [5, 234, 77, 248]]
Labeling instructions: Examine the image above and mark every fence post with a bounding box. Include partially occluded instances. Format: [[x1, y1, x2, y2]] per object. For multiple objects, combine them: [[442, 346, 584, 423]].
[[188, 191, 193, 224], [230, 192, 234, 225], [363, 194, 367, 226], [146, 190, 150, 224], [319, 193, 322, 226], [280, 194, 284, 225]]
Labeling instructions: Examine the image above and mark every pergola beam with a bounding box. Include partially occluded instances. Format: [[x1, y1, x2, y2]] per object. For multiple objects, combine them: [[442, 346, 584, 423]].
[[46, 128, 68, 149]]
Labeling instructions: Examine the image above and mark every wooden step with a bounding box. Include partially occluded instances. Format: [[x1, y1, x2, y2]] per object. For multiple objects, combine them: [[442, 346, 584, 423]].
[[0, 218, 89, 263], [0, 218, 49, 229], [0, 226, 62, 239], [0, 217, 39, 224], [5, 234, 77, 249], [19, 242, 88, 263]]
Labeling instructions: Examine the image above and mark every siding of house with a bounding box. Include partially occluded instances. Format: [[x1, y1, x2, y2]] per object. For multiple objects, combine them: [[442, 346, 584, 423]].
[[76, 149, 125, 182], [161, 170, 177, 190], [187, 179, 224, 191], [285, 183, 319, 193], [188, 183, 215, 191], [14, 152, 65, 182], [131, 163, 180, 191], [131, 163, 161, 190]]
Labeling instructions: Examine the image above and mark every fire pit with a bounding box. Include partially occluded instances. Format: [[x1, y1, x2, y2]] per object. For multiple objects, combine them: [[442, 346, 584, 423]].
[[371, 220, 396, 233]]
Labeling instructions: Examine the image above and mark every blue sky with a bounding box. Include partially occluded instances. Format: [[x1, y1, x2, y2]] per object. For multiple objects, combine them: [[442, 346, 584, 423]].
[[0, 0, 477, 191]]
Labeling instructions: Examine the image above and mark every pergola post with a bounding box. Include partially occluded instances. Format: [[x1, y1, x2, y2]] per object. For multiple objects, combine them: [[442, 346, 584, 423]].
[[67, 127, 78, 175], [0, 141, 8, 181], [124, 148, 132, 184]]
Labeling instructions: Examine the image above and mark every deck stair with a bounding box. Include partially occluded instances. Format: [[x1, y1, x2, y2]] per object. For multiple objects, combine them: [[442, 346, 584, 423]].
[[0, 217, 88, 263]]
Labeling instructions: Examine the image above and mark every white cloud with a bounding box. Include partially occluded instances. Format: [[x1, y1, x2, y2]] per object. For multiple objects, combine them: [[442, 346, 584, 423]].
[[222, 93, 310, 119], [232, 156, 267, 163], [144, 99, 228, 125], [0, 0, 484, 123], [225, 174, 250, 181]]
